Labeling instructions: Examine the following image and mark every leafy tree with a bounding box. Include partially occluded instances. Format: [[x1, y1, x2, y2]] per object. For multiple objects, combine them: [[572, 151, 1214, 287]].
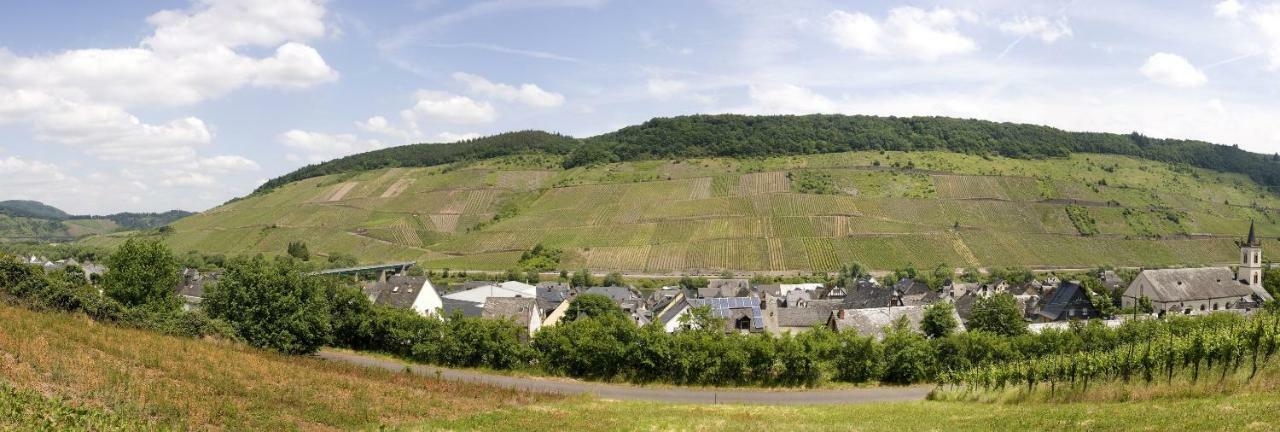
[[1264, 267, 1280, 300], [880, 316, 933, 384], [326, 252, 358, 268], [602, 272, 625, 287], [678, 275, 709, 289], [967, 293, 1028, 337], [563, 293, 624, 321], [929, 264, 952, 289], [102, 239, 181, 309], [676, 305, 724, 333], [921, 302, 959, 338], [569, 269, 595, 288], [518, 243, 561, 271], [203, 256, 334, 354], [960, 266, 982, 283], [286, 241, 310, 261]]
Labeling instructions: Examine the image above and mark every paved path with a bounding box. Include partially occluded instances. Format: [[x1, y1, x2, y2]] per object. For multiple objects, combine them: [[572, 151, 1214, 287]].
[[317, 350, 933, 405]]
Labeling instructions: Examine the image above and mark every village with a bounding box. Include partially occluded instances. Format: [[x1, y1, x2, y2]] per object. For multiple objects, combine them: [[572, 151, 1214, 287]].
[[161, 223, 1275, 341]]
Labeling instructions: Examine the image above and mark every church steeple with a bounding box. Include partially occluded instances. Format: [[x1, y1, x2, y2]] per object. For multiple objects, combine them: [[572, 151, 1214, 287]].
[[1247, 220, 1259, 247]]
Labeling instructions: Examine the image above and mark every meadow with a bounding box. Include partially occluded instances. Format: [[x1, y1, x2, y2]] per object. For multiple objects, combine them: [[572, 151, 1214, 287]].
[[8, 303, 1280, 431], [83, 151, 1280, 272]]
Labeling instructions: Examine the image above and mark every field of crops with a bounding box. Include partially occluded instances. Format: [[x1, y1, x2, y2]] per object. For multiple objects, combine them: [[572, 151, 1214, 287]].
[[98, 150, 1280, 273]]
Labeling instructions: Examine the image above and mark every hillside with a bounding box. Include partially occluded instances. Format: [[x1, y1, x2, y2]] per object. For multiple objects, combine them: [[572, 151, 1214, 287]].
[[0, 200, 191, 243], [86, 148, 1280, 273], [0, 304, 554, 429], [8, 304, 1280, 431]]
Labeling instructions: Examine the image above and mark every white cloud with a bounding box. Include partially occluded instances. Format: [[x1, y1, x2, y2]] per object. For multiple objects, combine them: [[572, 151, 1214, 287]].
[[825, 7, 978, 61], [278, 130, 386, 163], [195, 155, 261, 172], [1215, 0, 1245, 18], [452, 72, 564, 107], [646, 78, 689, 99], [356, 115, 419, 140], [997, 16, 1073, 43], [0, 0, 335, 171], [746, 84, 836, 114], [1250, 4, 1280, 69], [1140, 52, 1207, 87], [162, 172, 217, 187], [403, 90, 497, 124], [0, 156, 73, 188]]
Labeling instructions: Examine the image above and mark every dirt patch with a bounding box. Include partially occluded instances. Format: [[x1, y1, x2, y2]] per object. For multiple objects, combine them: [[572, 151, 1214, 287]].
[[429, 214, 460, 232], [326, 182, 359, 202], [380, 178, 414, 198]]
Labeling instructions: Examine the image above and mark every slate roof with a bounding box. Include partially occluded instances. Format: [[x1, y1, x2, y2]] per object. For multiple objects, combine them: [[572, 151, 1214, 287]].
[[1128, 268, 1255, 302], [583, 286, 639, 304], [701, 279, 750, 298], [1037, 281, 1097, 321], [777, 306, 834, 328], [482, 297, 539, 322], [842, 283, 897, 309], [654, 293, 689, 328], [829, 306, 964, 339], [441, 298, 484, 317], [371, 276, 428, 310]]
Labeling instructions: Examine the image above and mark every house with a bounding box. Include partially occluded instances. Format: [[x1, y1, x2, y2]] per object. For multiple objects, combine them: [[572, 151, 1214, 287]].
[[442, 281, 536, 303], [769, 302, 841, 334], [1122, 268, 1258, 315], [778, 283, 824, 297], [784, 289, 813, 308], [944, 281, 979, 299], [827, 305, 964, 339], [893, 278, 941, 307], [952, 291, 1037, 323], [822, 284, 848, 299], [535, 282, 572, 317], [1036, 281, 1099, 322], [1101, 270, 1126, 291], [368, 276, 443, 317], [686, 296, 767, 333], [175, 268, 219, 311], [842, 281, 898, 309], [699, 279, 750, 298], [482, 297, 542, 338], [653, 291, 691, 333]]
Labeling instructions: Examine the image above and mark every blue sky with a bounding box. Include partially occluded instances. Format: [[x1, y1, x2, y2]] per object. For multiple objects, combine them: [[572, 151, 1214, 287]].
[[2, 0, 1280, 214]]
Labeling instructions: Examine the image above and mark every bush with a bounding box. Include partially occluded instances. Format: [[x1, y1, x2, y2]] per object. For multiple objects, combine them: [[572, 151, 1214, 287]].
[[202, 257, 335, 354], [921, 302, 959, 338], [102, 239, 181, 310], [968, 293, 1028, 337]]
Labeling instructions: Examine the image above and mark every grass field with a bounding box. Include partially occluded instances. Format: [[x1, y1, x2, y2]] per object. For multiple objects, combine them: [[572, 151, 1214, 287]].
[[82, 151, 1280, 273], [7, 304, 1280, 431], [0, 304, 555, 430]]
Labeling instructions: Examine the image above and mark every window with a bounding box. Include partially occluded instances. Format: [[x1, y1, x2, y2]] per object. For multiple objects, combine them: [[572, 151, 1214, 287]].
[[1256, 253, 1261, 265], [1256, 274, 1261, 284], [735, 316, 752, 330], [1200, 304, 1206, 311]]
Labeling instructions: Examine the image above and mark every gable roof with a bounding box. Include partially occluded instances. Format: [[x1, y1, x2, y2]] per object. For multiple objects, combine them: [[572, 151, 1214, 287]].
[[842, 283, 897, 309], [777, 306, 834, 328], [687, 296, 764, 330], [583, 286, 639, 304], [371, 276, 428, 310], [442, 280, 536, 303], [1128, 268, 1255, 302], [482, 297, 539, 321], [441, 297, 484, 317], [1037, 281, 1094, 321], [701, 279, 750, 298]]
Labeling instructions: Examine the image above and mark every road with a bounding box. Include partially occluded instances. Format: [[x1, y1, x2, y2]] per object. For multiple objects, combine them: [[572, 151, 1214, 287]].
[[316, 350, 933, 405]]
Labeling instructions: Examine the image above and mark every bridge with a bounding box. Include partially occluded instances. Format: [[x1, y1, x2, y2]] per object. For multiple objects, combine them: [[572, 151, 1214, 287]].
[[309, 261, 416, 279]]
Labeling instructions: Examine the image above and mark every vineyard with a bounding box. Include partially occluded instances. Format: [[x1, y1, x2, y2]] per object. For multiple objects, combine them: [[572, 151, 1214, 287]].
[[85, 150, 1280, 272], [939, 310, 1280, 401]]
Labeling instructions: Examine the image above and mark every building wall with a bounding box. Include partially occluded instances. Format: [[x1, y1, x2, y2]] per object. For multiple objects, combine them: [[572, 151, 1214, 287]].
[[410, 279, 443, 317]]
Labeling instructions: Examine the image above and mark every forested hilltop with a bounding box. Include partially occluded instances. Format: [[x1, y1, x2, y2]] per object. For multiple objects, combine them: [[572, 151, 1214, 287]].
[[257, 115, 1280, 195]]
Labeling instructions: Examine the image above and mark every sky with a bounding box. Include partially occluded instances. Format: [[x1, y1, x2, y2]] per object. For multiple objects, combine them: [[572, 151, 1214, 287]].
[[2, 0, 1280, 215]]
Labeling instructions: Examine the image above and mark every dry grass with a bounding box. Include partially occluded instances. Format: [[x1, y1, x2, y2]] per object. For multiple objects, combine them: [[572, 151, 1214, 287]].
[[0, 304, 558, 431]]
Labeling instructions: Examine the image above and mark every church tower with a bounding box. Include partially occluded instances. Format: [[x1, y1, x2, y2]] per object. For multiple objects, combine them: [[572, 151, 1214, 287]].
[[1240, 221, 1263, 290]]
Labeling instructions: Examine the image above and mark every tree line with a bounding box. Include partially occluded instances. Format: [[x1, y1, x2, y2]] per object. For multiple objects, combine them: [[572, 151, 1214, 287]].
[[252, 114, 1280, 197]]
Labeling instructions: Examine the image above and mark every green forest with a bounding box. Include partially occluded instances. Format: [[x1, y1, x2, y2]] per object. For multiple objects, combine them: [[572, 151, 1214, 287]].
[[254, 114, 1280, 196]]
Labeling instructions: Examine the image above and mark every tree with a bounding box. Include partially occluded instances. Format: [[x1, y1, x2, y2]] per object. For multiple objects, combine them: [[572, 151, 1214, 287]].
[[602, 272, 625, 287], [967, 293, 1028, 337], [570, 269, 595, 288], [921, 302, 959, 338], [1264, 267, 1280, 300], [102, 239, 180, 309], [563, 293, 625, 321], [203, 256, 334, 354], [929, 264, 952, 289], [327, 252, 357, 268], [676, 304, 724, 333], [286, 241, 310, 261]]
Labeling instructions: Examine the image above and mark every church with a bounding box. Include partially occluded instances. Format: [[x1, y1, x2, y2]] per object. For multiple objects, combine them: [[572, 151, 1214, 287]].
[[1122, 222, 1273, 316]]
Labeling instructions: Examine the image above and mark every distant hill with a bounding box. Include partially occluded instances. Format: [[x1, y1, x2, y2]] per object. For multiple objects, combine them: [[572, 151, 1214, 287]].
[[0, 201, 191, 242], [254, 115, 1280, 197]]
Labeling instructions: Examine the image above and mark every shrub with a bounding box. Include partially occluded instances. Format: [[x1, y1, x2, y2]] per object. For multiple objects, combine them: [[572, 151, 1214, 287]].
[[102, 239, 181, 310]]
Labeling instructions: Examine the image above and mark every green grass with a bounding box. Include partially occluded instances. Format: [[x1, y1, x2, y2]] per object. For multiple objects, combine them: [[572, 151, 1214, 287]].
[[82, 151, 1280, 272]]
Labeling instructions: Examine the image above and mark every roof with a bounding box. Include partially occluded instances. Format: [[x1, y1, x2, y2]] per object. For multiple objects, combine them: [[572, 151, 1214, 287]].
[[441, 298, 484, 317], [371, 276, 429, 309], [176, 269, 220, 299], [777, 306, 833, 328], [654, 292, 689, 326], [482, 297, 539, 321], [687, 296, 764, 330], [1128, 268, 1255, 302], [842, 283, 897, 309], [829, 306, 962, 339], [583, 286, 639, 304], [442, 281, 536, 303], [701, 279, 750, 298], [1037, 281, 1094, 321], [1247, 220, 1259, 247]]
